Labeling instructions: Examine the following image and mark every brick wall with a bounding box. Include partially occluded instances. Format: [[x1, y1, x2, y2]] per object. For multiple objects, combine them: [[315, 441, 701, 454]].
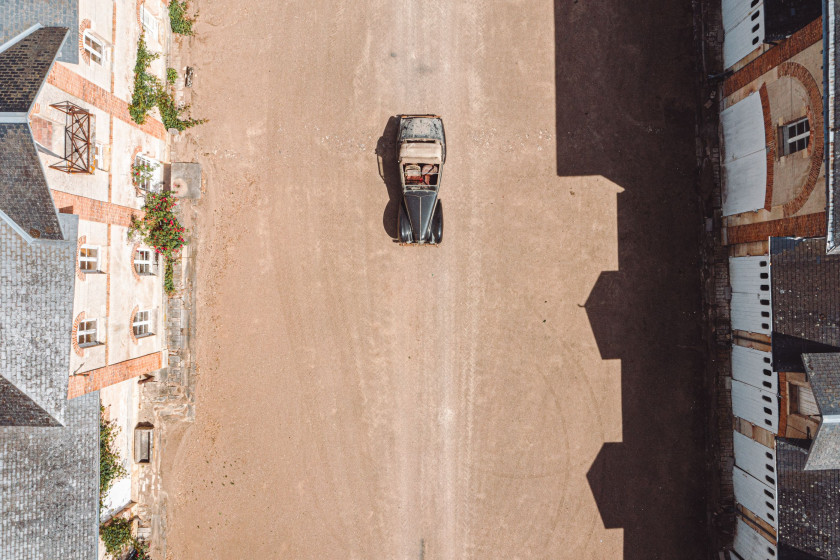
[[724, 17, 823, 96], [778, 61, 825, 217], [47, 62, 167, 140], [53, 190, 142, 227], [726, 212, 827, 245], [67, 352, 162, 398]]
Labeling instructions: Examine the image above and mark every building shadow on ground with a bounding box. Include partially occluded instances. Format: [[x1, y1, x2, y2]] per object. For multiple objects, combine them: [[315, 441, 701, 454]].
[[555, 0, 709, 558], [376, 116, 402, 239]]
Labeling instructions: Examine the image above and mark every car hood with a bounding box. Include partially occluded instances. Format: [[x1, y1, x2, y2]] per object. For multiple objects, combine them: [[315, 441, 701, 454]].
[[404, 190, 437, 242]]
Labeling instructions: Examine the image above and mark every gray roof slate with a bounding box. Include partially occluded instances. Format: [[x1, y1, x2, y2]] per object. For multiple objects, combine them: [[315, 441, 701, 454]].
[[776, 438, 840, 559], [803, 353, 840, 415], [0, 1, 78, 64], [0, 26, 67, 113], [770, 237, 840, 372], [801, 353, 840, 471], [0, 123, 64, 240], [0, 213, 77, 426], [0, 392, 100, 560]]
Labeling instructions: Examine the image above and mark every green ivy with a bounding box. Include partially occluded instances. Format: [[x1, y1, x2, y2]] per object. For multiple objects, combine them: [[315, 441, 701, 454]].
[[156, 88, 206, 132], [100, 518, 133, 558], [129, 36, 204, 131], [100, 406, 128, 512], [128, 35, 160, 125], [169, 0, 197, 36], [166, 67, 178, 85]]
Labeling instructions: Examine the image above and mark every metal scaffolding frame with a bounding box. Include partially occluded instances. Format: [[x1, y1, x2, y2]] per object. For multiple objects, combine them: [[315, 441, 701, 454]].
[[48, 101, 95, 174]]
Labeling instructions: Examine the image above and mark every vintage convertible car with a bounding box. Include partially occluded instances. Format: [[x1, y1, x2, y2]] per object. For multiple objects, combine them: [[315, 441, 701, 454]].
[[396, 115, 445, 245]]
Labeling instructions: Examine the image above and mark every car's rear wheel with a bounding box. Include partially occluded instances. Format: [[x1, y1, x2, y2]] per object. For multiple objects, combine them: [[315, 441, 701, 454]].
[[430, 200, 443, 244], [398, 203, 413, 243]]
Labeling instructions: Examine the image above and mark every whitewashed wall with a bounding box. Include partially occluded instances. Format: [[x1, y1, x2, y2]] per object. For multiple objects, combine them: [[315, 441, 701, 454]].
[[733, 517, 777, 560], [734, 466, 778, 530], [732, 380, 778, 432], [721, 93, 767, 215], [732, 345, 776, 393]]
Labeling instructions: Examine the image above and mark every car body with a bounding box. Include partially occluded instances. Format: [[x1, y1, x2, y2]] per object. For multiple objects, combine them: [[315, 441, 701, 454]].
[[396, 115, 445, 245]]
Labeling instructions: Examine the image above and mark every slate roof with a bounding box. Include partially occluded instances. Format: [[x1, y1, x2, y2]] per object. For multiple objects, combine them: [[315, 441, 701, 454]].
[[763, 0, 823, 42], [0, 392, 100, 560], [0, 26, 67, 113], [770, 237, 840, 372], [776, 438, 840, 559], [0, 212, 77, 426], [800, 354, 840, 471], [804, 353, 840, 415], [0, 0, 78, 64], [0, 27, 68, 241]]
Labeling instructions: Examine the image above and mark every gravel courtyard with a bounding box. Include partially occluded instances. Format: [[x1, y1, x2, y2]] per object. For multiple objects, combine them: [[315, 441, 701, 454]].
[[160, 1, 707, 558]]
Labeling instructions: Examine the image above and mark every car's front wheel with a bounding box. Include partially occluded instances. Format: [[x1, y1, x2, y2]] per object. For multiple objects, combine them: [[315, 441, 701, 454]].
[[398, 203, 413, 243], [430, 200, 443, 244]]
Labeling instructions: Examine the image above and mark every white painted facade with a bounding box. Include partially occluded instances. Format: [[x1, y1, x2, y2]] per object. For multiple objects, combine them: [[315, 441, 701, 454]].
[[733, 466, 778, 530], [732, 379, 778, 432], [721, 93, 767, 215], [733, 518, 777, 560], [733, 430, 778, 490], [723, 0, 765, 69], [731, 345, 776, 393]]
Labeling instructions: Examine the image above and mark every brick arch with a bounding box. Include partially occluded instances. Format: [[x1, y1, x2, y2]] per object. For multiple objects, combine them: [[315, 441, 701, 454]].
[[79, 19, 92, 65], [76, 235, 86, 281], [776, 62, 825, 217], [131, 242, 141, 281], [129, 305, 140, 344], [72, 311, 86, 357], [759, 84, 776, 211], [137, 0, 144, 27]]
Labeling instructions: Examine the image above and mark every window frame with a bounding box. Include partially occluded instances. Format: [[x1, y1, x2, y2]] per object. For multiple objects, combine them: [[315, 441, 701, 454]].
[[77, 318, 100, 348], [134, 248, 156, 275], [133, 309, 153, 338], [142, 7, 159, 40], [82, 30, 105, 65], [134, 154, 161, 193], [94, 142, 104, 170], [781, 117, 810, 156], [79, 244, 100, 272]]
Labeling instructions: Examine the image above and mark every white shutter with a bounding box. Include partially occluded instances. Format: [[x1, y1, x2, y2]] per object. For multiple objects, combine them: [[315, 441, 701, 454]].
[[721, 93, 768, 215], [733, 517, 777, 560], [723, 1, 765, 68], [731, 345, 776, 393], [733, 430, 777, 490], [732, 380, 778, 432], [733, 466, 778, 530], [729, 256, 772, 335]]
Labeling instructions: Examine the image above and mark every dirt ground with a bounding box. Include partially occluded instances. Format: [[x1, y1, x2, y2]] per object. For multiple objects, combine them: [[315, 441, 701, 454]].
[[160, 1, 707, 559]]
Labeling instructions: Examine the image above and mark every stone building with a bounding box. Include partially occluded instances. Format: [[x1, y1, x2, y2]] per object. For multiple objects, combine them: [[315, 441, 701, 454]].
[[0, 25, 100, 560], [717, 4, 840, 559]]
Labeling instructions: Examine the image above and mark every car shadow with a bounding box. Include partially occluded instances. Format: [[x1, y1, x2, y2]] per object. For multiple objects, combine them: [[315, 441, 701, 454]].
[[376, 116, 402, 240]]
